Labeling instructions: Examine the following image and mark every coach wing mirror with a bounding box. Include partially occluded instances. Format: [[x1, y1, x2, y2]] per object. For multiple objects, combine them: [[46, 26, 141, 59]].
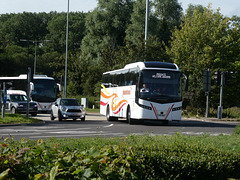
[[30, 82, 34, 91], [135, 72, 142, 103], [57, 83, 61, 92], [182, 73, 189, 91]]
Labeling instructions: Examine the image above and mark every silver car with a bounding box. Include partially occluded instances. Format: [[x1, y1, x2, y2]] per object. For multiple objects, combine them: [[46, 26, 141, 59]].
[[51, 98, 86, 121]]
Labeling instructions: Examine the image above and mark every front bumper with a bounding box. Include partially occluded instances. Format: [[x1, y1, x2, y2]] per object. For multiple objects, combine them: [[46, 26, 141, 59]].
[[16, 107, 38, 114], [61, 112, 85, 119]]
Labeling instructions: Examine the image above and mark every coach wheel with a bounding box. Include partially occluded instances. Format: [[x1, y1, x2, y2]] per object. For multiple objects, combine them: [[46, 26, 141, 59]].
[[106, 106, 118, 121], [127, 106, 133, 125]]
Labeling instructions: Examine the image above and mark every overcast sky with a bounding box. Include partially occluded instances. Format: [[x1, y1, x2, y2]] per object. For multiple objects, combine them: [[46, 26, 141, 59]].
[[0, 0, 240, 17]]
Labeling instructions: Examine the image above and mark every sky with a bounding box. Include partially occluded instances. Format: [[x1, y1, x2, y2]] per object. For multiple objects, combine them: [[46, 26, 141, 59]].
[[0, 0, 240, 17]]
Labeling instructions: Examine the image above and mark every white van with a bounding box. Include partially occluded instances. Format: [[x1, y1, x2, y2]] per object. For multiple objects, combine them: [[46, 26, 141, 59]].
[[5, 90, 38, 116]]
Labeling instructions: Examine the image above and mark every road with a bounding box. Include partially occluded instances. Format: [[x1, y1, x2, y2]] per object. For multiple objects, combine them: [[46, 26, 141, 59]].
[[0, 113, 238, 141]]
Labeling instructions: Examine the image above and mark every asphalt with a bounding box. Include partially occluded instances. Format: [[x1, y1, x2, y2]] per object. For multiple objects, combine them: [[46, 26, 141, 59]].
[[182, 116, 239, 122], [0, 112, 239, 127]]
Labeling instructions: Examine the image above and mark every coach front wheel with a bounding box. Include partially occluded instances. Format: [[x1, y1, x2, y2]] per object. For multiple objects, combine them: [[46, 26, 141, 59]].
[[127, 106, 133, 125], [106, 106, 118, 121]]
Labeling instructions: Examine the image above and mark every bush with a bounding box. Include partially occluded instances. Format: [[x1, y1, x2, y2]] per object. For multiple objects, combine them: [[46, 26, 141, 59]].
[[235, 124, 240, 135], [70, 95, 100, 109], [1, 135, 240, 179], [209, 107, 240, 119]]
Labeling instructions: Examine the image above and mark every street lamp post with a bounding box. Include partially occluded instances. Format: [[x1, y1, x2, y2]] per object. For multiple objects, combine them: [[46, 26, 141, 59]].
[[20, 39, 51, 75], [145, 0, 149, 43], [144, 0, 149, 61], [63, 0, 70, 98]]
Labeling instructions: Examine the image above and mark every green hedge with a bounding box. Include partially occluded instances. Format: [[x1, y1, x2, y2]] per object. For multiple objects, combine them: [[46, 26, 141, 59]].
[[1, 135, 240, 179]]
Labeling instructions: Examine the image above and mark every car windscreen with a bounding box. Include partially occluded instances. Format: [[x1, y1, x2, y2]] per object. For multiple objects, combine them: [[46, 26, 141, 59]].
[[10, 94, 28, 102], [60, 99, 80, 106]]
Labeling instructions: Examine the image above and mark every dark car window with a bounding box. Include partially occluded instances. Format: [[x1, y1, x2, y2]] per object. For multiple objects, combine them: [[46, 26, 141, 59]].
[[10, 95, 28, 102], [60, 99, 79, 106]]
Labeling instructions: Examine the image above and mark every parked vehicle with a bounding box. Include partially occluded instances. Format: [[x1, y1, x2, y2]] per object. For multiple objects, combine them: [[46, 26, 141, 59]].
[[0, 74, 61, 112], [5, 90, 38, 116], [51, 98, 86, 121]]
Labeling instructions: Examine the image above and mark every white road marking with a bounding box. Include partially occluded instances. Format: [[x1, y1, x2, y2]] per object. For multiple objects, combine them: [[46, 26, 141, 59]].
[[104, 124, 114, 128]]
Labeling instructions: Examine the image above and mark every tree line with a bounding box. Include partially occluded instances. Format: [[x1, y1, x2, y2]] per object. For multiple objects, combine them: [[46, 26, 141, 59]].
[[0, 0, 240, 113]]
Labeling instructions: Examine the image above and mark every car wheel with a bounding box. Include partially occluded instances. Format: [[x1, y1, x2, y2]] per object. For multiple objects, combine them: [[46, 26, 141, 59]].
[[31, 113, 37, 116], [58, 111, 63, 121], [50, 111, 55, 120], [11, 107, 16, 114], [81, 116, 85, 121]]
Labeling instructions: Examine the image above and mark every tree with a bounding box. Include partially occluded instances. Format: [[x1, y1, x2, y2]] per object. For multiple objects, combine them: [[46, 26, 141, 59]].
[[0, 12, 50, 45], [47, 12, 86, 53], [0, 12, 53, 76], [153, 0, 182, 44], [81, 0, 134, 64], [125, 0, 182, 45], [167, 5, 240, 110], [125, 0, 157, 44]]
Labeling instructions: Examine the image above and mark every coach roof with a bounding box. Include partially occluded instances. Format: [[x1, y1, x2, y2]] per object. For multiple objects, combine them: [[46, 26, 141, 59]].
[[124, 61, 179, 70]]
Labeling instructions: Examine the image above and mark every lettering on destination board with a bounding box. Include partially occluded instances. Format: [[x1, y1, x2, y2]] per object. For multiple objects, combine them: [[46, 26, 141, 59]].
[[123, 90, 131, 95], [152, 73, 171, 79]]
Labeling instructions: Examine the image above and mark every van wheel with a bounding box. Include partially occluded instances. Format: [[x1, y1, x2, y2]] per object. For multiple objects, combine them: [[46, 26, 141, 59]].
[[11, 107, 16, 114], [31, 113, 37, 116]]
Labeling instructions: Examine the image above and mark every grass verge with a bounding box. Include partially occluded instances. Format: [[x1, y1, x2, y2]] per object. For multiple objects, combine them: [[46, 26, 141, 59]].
[[0, 134, 240, 179], [0, 113, 42, 124]]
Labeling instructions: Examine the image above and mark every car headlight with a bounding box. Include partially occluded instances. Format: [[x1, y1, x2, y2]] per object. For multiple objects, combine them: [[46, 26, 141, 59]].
[[60, 106, 67, 112], [34, 104, 38, 108]]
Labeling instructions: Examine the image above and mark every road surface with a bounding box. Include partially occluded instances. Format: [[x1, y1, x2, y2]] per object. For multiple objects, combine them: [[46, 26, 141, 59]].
[[0, 113, 238, 140]]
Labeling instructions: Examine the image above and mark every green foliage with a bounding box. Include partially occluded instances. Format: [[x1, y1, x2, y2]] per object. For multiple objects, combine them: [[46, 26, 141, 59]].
[[81, 0, 134, 65], [0, 134, 240, 179], [0, 113, 42, 124], [72, 95, 100, 109], [0, 2, 240, 113], [167, 5, 240, 109], [235, 124, 240, 135], [208, 107, 240, 119]]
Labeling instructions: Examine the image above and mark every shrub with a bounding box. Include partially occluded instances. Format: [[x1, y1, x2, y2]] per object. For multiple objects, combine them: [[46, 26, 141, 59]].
[[0, 135, 240, 179], [235, 124, 240, 135], [209, 107, 240, 119]]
